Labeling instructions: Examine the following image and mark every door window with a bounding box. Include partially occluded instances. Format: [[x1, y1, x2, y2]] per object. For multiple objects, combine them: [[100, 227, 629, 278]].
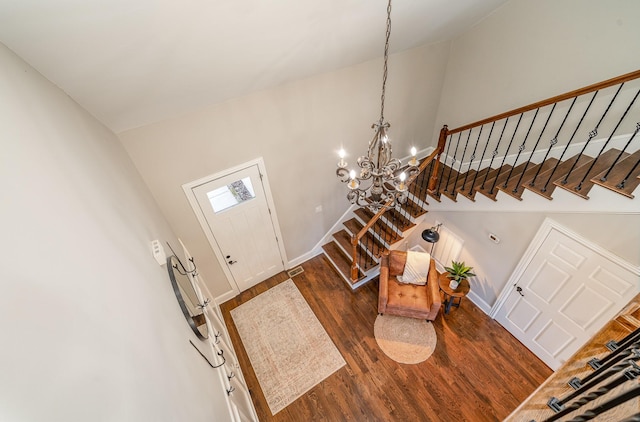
[[206, 177, 256, 213]]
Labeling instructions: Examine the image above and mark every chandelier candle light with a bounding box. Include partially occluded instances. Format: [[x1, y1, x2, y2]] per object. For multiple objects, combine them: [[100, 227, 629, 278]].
[[336, 0, 419, 212]]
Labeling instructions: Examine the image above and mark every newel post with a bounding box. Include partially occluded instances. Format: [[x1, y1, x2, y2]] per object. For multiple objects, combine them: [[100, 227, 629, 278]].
[[429, 125, 448, 192], [350, 236, 359, 281]]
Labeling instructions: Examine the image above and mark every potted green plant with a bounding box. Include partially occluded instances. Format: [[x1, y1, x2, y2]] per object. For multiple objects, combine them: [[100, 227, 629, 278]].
[[444, 261, 476, 290]]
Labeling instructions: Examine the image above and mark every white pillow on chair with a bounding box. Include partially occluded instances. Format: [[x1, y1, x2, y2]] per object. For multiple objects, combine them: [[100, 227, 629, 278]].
[[397, 251, 430, 285]]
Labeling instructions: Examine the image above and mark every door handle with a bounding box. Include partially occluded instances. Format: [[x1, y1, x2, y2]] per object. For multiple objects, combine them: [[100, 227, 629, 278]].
[[228, 260, 237, 265], [516, 286, 524, 297]]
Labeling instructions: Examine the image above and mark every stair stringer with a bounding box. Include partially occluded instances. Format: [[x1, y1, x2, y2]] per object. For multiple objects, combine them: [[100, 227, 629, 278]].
[[427, 179, 639, 214]]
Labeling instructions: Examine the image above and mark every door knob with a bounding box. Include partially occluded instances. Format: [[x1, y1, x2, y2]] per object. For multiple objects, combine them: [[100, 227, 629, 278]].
[[228, 260, 237, 265], [516, 286, 524, 296], [226, 255, 231, 259]]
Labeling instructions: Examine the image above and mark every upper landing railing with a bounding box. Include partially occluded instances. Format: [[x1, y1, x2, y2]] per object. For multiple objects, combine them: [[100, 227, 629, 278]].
[[350, 69, 640, 282], [429, 69, 640, 198]]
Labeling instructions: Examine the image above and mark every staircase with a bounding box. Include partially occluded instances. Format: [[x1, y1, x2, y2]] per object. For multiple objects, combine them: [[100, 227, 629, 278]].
[[504, 294, 640, 422], [323, 69, 640, 289], [322, 166, 431, 288]]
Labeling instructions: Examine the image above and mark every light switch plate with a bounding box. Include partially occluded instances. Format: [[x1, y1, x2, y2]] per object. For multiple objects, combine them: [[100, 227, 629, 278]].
[[151, 240, 166, 265]]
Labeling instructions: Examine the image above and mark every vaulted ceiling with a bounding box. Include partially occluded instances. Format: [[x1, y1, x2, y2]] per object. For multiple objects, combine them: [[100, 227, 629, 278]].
[[0, 0, 507, 132]]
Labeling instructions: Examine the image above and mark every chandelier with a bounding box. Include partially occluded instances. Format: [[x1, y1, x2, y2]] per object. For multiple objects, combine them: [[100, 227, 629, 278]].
[[336, 0, 419, 212]]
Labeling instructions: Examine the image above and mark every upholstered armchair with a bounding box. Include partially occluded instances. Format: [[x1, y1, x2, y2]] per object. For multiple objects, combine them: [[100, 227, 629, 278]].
[[378, 250, 441, 321]]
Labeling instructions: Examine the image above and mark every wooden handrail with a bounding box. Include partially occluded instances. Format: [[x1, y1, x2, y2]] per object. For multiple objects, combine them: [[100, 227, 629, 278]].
[[349, 148, 440, 280], [448, 69, 640, 135]]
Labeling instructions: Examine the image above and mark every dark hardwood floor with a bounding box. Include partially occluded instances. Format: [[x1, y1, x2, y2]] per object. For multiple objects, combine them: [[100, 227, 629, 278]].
[[219, 255, 552, 421]]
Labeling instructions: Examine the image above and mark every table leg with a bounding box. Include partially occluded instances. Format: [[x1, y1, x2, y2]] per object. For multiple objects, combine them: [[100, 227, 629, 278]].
[[444, 294, 452, 314]]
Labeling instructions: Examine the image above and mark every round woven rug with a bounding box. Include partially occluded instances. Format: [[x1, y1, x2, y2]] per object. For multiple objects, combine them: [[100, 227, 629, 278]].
[[374, 315, 437, 364]]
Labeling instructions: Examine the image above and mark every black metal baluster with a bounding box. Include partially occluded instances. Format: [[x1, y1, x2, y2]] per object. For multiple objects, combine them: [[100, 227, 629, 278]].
[[588, 328, 640, 370], [481, 118, 509, 189], [365, 224, 371, 268], [444, 132, 463, 193], [514, 103, 557, 191], [617, 157, 640, 189], [357, 232, 363, 272], [601, 122, 640, 182], [377, 215, 387, 255], [391, 205, 399, 244], [620, 412, 640, 422], [546, 366, 640, 421], [470, 122, 495, 191], [417, 162, 429, 206], [574, 88, 640, 190], [560, 83, 625, 185], [414, 166, 425, 208], [489, 113, 524, 194], [452, 129, 473, 193], [503, 108, 540, 190], [569, 338, 640, 389], [550, 351, 640, 411], [461, 125, 483, 193], [435, 134, 454, 196], [562, 384, 640, 422], [542, 92, 600, 191], [529, 98, 578, 189]]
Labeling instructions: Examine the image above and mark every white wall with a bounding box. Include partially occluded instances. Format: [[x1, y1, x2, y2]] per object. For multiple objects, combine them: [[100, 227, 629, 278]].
[[119, 41, 451, 298], [0, 44, 229, 422], [416, 0, 640, 312], [409, 212, 640, 311], [435, 0, 640, 131]]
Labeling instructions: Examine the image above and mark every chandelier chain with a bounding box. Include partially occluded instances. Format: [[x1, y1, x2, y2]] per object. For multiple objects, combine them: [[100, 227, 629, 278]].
[[335, 0, 418, 213], [379, 0, 392, 124]]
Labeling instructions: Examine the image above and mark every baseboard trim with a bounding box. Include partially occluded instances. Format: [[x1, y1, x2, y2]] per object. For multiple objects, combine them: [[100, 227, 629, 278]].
[[466, 290, 492, 315], [214, 290, 238, 306], [288, 249, 323, 269]]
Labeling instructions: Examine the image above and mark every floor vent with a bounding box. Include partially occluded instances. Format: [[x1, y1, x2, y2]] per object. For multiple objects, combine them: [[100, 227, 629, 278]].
[[287, 266, 304, 278]]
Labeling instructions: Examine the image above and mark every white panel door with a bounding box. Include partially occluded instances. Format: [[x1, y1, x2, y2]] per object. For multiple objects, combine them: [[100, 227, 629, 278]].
[[192, 164, 284, 292], [494, 226, 637, 370]]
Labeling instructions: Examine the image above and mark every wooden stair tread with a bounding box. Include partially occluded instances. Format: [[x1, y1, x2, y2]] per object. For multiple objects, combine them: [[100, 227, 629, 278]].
[[400, 198, 427, 218], [523, 153, 594, 199], [457, 167, 490, 201], [343, 217, 363, 236], [321, 241, 364, 284], [333, 229, 354, 254], [590, 149, 640, 198], [354, 208, 402, 245], [439, 167, 461, 197], [342, 218, 387, 258], [408, 170, 431, 201], [476, 162, 528, 201], [442, 170, 477, 202], [457, 165, 512, 201], [323, 232, 377, 276], [554, 149, 629, 199], [335, 228, 387, 259], [497, 158, 560, 200], [428, 163, 455, 202], [384, 207, 416, 232]]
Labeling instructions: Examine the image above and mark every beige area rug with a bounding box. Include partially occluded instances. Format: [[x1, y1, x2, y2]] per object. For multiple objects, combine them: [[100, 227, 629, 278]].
[[374, 315, 437, 364], [230, 279, 346, 415]]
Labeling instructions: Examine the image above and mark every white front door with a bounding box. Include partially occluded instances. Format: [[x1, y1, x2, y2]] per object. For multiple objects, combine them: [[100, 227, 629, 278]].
[[191, 163, 284, 292], [493, 222, 638, 370]]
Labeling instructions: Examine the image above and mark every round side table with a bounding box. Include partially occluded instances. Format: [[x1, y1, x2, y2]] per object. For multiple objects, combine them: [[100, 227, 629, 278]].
[[438, 273, 470, 314]]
